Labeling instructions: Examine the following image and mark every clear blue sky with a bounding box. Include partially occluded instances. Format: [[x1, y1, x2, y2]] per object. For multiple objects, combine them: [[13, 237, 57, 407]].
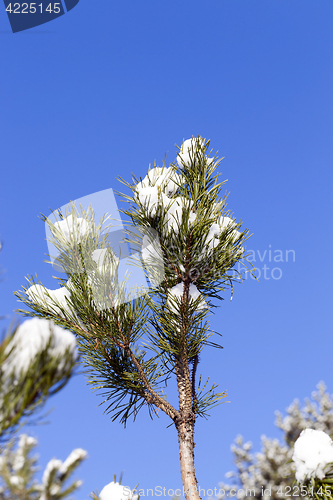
[[1, 0, 333, 497]]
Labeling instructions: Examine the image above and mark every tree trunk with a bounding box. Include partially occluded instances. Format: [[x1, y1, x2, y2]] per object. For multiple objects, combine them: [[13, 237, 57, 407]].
[[177, 419, 201, 500]]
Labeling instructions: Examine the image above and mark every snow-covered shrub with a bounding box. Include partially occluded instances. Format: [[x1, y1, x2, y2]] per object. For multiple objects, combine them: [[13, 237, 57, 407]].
[[0, 433, 86, 499], [219, 383, 333, 500], [0, 318, 77, 438]]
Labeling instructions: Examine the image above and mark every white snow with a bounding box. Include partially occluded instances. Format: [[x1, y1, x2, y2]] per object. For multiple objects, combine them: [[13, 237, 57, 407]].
[[177, 137, 215, 169], [91, 248, 119, 276], [9, 476, 23, 486], [167, 282, 207, 313], [136, 183, 195, 234], [87, 248, 120, 311], [205, 216, 241, 252], [206, 222, 224, 252], [3, 318, 77, 378], [38, 448, 86, 496], [12, 435, 38, 472], [177, 138, 204, 168], [136, 167, 189, 225], [53, 214, 90, 243], [292, 428, 333, 482], [99, 481, 133, 500], [165, 196, 195, 233], [49, 484, 61, 495], [42, 458, 63, 485], [18, 434, 37, 448], [26, 283, 72, 318], [136, 185, 170, 217], [136, 166, 181, 195], [59, 448, 87, 474], [188, 211, 197, 225], [141, 235, 164, 287], [135, 145, 243, 262], [141, 236, 162, 264]]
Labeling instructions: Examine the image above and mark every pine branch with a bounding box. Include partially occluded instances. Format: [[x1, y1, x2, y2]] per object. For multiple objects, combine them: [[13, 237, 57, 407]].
[[0, 320, 77, 440], [15, 136, 253, 500], [124, 346, 179, 421]]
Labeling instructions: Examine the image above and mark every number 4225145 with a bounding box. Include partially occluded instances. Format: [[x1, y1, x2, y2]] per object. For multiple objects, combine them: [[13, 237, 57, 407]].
[[6, 3, 62, 13]]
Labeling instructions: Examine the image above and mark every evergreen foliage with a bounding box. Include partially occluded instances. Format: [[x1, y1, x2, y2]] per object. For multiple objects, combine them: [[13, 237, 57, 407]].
[[0, 318, 87, 499], [15, 137, 252, 498], [0, 237, 87, 499], [0, 316, 77, 440], [0, 434, 87, 499], [219, 382, 333, 500]]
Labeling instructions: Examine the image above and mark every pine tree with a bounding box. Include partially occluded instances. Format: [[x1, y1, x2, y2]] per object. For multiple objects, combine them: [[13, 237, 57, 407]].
[[219, 382, 333, 500], [0, 238, 87, 498], [15, 137, 252, 499], [0, 316, 77, 440], [0, 255, 124, 498], [0, 316, 88, 497], [0, 434, 87, 500]]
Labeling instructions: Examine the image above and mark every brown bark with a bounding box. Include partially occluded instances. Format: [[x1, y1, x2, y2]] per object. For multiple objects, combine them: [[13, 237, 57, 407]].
[[125, 345, 180, 421], [176, 418, 201, 500], [173, 271, 201, 500], [108, 299, 181, 422]]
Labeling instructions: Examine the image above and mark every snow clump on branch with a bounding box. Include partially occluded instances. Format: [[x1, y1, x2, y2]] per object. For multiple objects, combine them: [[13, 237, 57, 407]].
[[177, 137, 215, 169], [135, 136, 244, 270], [141, 234, 164, 287], [0, 432, 87, 499], [136, 186, 170, 217], [177, 137, 204, 168], [26, 283, 73, 318], [91, 248, 120, 277], [167, 282, 208, 313], [135, 167, 196, 234], [164, 196, 196, 233], [53, 214, 90, 243], [136, 166, 181, 195], [59, 448, 87, 474], [12, 434, 37, 472], [2, 317, 77, 377], [292, 428, 333, 482], [99, 481, 136, 500], [40, 447, 87, 499], [205, 216, 241, 252]]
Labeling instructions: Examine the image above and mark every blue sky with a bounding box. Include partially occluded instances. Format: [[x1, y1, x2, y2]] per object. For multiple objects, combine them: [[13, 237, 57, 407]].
[[0, 0, 333, 497]]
